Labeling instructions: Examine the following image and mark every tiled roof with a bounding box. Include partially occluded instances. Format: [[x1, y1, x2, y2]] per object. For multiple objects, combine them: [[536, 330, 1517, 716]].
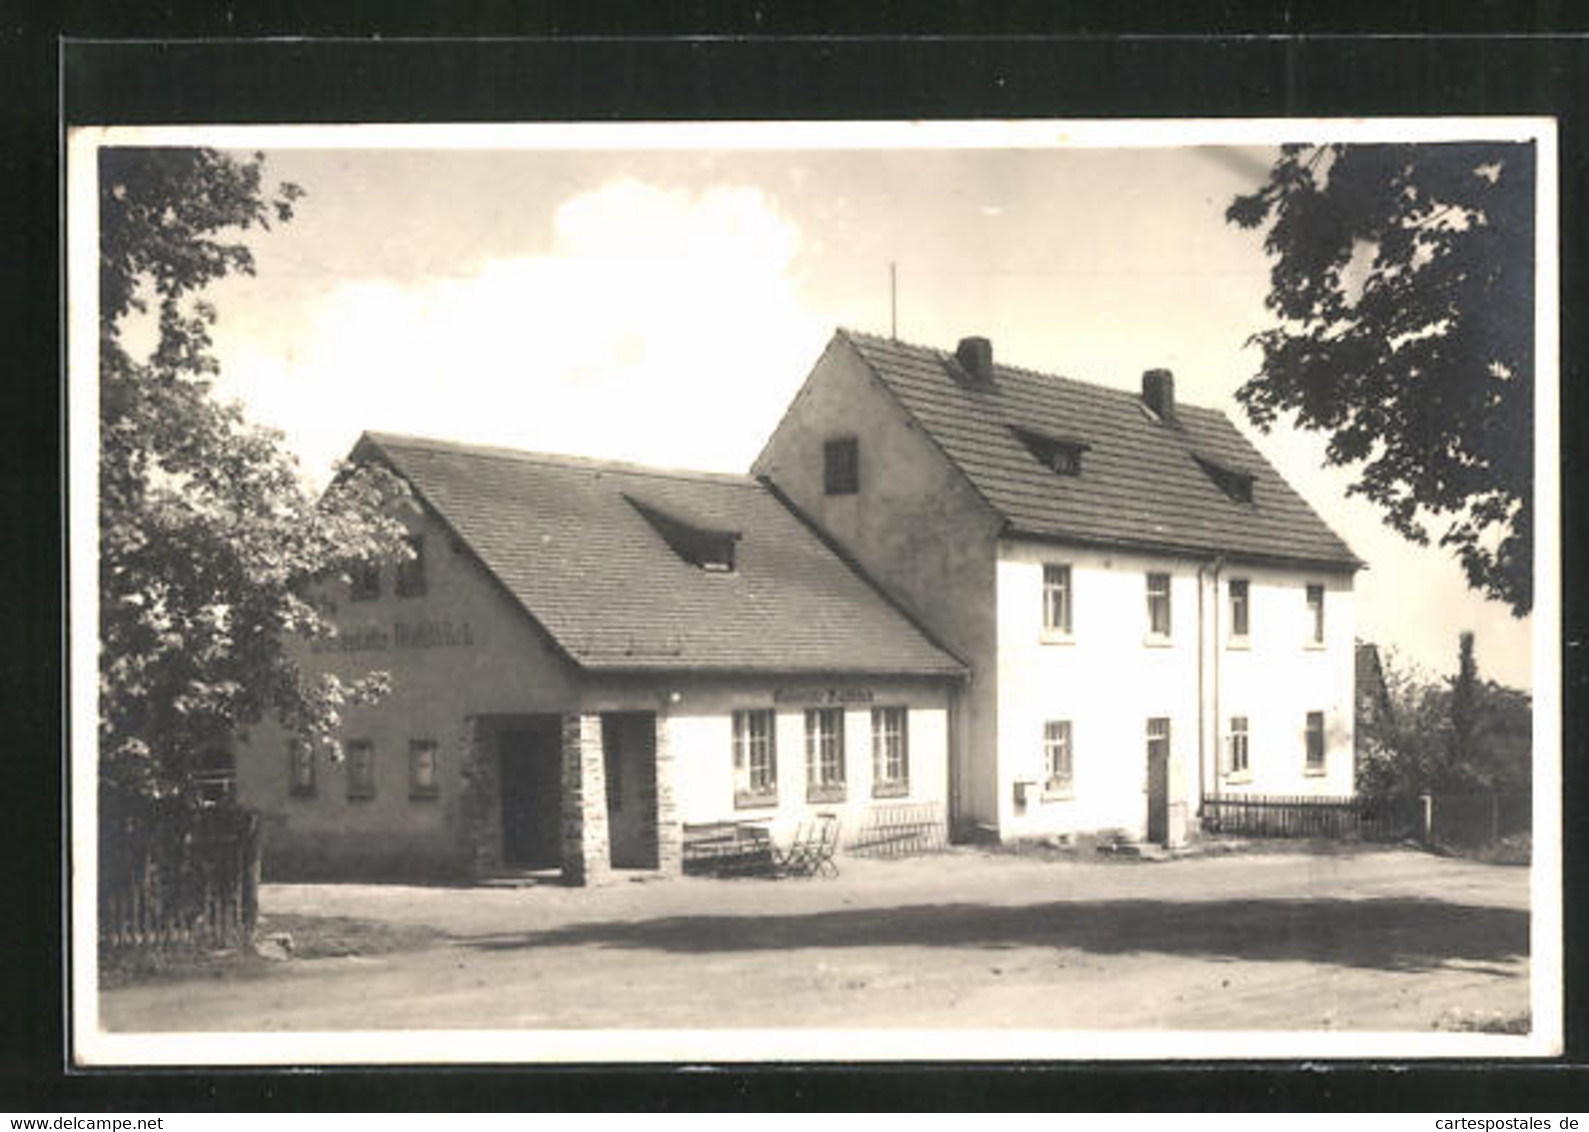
[[843, 330, 1361, 568], [356, 433, 964, 676]]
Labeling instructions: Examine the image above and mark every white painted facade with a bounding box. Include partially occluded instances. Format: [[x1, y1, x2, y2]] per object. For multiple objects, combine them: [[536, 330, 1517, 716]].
[[995, 539, 1355, 842]]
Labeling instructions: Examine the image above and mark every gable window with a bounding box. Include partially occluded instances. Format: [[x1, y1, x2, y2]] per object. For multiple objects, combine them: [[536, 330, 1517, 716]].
[[395, 535, 427, 598], [349, 562, 380, 602], [1227, 716, 1250, 778], [1305, 711, 1326, 773], [1229, 578, 1251, 640], [1306, 584, 1326, 645], [288, 741, 316, 797], [408, 740, 439, 800], [1012, 427, 1089, 477], [733, 709, 777, 808], [1042, 563, 1073, 637], [805, 708, 846, 803], [345, 739, 376, 801], [1146, 572, 1172, 639], [871, 706, 909, 797], [1194, 454, 1255, 504], [824, 436, 859, 495], [1044, 720, 1074, 796]]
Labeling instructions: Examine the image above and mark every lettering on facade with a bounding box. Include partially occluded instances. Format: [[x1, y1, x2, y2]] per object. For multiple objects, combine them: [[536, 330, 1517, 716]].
[[311, 619, 475, 654], [772, 686, 875, 706]]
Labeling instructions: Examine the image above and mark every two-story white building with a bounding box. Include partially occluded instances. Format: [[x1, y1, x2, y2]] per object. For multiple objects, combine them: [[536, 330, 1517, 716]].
[[755, 330, 1362, 846]]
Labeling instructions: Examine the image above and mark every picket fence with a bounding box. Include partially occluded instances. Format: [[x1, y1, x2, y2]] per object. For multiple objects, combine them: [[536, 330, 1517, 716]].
[[99, 798, 263, 951]]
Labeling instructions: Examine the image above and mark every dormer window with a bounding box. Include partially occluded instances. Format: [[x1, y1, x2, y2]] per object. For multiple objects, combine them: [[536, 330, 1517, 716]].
[[1012, 427, 1089, 477], [1193, 454, 1255, 504], [624, 494, 740, 572]]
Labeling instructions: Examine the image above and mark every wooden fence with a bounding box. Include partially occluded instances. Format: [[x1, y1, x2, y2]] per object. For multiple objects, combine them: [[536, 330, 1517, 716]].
[[99, 797, 263, 951], [1426, 791, 1531, 847], [847, 801, 948, 858], [1201, 793, 1422, 842]]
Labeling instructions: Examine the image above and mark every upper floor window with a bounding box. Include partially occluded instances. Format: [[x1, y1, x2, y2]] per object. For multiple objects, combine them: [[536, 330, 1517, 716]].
[[1044, 719, 1074, 796], [626, 494, 739, 572], [1228, 716, 1250, 777], [824, 436, 859, 495], [733, 709, 778, 808], [1146, 572, 1172, 639], [1306, 584, 1326, 645], [345, 739, 376, 801], [1305, 711, 1326, 772], [871, 706, 909, 798], [805, 708, 846, 803], [1194, 453, 1255, 504], [395, 535, 427, 598], [349, 562, 380, 602], [409, 739, 439, 800], [1229, 578, 1251, 639], [1042, 563, 1073, 636]]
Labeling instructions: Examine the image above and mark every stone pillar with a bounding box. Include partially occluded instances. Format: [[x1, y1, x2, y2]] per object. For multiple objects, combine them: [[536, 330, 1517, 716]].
[[457, 715, 502, 879], [561, 713, 611, 886], [653, 713, 683, 876]]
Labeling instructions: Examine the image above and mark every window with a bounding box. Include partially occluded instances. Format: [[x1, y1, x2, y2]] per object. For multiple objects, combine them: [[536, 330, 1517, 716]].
[[1306, 584, 1325, 644], [409, 740, 439, 800], [345, 739, 375, 801], [805, 708, 846, 803], [1044, 720, 1074, 795], [824, 436, 859, 495], [733, 709, 777, 807], [1147, 716, 1170, 762], [625, 494, 739, 572], [349, 562, 380, 601], [1194, 454, 1255, 504], [1042, 563, 1073, 636], [1305, 711, 1326, 772], [1146, 572, 1172, 638], [1012, 427, 1089, 476], [288, 741, 316, 797], [395, 535, 427, 598], [1228, 716, 1250, 777], [871, 707, 909, 797], [1229, 578, 1251, 639]]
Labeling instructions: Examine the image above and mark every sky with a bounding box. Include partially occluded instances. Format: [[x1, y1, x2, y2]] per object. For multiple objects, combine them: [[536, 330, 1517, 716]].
[[141, 127, 1535, 690]]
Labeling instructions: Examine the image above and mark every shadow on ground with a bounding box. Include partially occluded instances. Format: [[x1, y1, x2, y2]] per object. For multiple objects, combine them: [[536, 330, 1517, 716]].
[[457, 896, 1527, 975]]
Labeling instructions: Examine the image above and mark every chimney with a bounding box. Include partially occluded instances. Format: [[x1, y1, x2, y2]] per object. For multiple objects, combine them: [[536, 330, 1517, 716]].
[[954, 336, 995, 385], [1142, 368, 1176, 422]]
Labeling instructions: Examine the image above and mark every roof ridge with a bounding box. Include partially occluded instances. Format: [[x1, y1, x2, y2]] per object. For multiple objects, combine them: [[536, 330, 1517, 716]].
[[840, 326, 1232, 419], [362, 431, 759, 489]]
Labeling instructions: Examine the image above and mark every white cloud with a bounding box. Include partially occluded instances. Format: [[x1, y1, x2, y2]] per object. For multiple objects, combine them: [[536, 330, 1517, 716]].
[[213, 178, 829, 483]]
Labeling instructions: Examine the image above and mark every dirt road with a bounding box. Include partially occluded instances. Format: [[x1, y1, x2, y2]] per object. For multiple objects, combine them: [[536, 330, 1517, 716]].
[[100, 847, 1530, 1033]]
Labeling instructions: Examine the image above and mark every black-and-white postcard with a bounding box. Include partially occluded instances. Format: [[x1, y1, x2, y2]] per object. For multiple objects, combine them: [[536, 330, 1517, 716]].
[[68, 117, 1560, 1065]]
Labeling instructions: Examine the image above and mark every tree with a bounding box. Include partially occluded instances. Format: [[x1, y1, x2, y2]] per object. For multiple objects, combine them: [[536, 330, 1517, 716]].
[[1448, 630, 1480, 779], [1228, 142, 1535, 615], [98, 147, 412, 805]]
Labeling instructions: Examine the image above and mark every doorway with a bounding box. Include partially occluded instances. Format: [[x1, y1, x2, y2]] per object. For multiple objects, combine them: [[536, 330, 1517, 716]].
[[498, 718, 563, 869], [1145, 716, 1171, 845], [602, 712, 657, 869]]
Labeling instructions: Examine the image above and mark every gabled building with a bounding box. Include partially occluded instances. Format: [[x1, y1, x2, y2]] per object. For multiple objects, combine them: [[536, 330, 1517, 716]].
[[755, 330, 1363, 845], [236, 433, 963, 883]]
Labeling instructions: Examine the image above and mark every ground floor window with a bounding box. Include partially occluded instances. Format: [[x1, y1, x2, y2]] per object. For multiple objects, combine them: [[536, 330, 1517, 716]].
[[805, 707, 846, 803], [409, 739, 439, 800], [288, 741, 315, 797], [1305, 711, 1326, 773], [1227, 716, 1250, 777], [733, 709, 777, 808], [1044, 720, 1074, 796], [871, 706, 909, 797], [345, 738, 376, 801]]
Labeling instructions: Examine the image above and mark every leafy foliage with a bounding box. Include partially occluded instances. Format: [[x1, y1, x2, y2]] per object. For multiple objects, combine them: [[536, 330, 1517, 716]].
[[98, 147, 413, 802], [1229, 143, 1535, 614], [1356, 637, 1531, 797]]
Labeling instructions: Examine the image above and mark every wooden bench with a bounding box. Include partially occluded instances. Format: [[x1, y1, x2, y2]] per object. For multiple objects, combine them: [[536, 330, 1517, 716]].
[[682, 820, 774, 876]]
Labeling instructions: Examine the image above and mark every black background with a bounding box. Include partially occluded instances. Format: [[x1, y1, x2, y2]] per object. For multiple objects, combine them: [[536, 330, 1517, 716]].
[[5, 3, 1587, 1112]]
